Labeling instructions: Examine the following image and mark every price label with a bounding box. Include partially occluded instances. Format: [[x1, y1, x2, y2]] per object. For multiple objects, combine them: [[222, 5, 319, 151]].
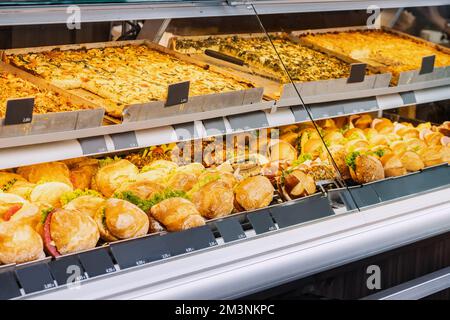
[[110, 131, 139, 150], [247, 209, 277, 235], [78, 136, 108, 155], [48, 255, 86, 286], [227, 111, 269, 131], [419, 55, 435, 75], [0, 270, 22, 300], [164, 225, 218, 257], [166, 81, 190, 107], [347, 63, 367, 83], [203, 117, 227, 136], [4, 97, 34, 125], [77, 247, 116, 278], [270, 195, 334, 229], [15, 262, 56, 294], [216, 217, 246, 243]]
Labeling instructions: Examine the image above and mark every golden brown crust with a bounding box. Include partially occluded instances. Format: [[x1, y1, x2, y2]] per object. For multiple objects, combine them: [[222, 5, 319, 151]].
[[191, 180, 234, 219], [350, 155, 385, 184], [0, 221, 45, 264], [50, 208, 99, 255], [400, 151, 424, 172], [7, 181, 36, 200], [166, 172, 198, 193], [150, 197, 205, 232], [381, 154, 407, 177], [29, 182, 73, 208], [97, 199, 149, 241], [115, 180, 165, 200], [64, 195, 105, 219], [94, 160, 139, 197], [269, 141, 298, 162], [0, 172, 26, 190], [18, 162, 73, 187], [234, 176, 274, 211]]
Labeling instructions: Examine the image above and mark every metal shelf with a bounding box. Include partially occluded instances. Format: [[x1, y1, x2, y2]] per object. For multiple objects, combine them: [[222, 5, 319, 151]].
[[1, 0, 450, 26]]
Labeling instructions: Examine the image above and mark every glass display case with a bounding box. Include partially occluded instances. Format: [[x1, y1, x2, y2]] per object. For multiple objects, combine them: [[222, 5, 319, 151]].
[[0, 0, 449, 300]]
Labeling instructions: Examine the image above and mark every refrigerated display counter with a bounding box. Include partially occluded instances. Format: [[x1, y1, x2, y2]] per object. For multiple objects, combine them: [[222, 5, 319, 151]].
[[0, 0, 449, 300]]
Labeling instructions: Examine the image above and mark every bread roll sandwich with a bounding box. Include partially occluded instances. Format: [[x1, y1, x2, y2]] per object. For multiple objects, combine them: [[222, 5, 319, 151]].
[[346, 152, 385, 184], [0, 220, 45, 264], [94, 198, 149, 242], [40, 208, 99, 257], [69, 158, 99, 190], [269, 140, 298, 162], [380, 154, 407, 177], [29, 182, 73, 208], [17, 162, 72, 187], [400, 151, 425, 172], [371, 118, 394, 134], [62, 190, 105, 219], [150, 197, 205, 232], [234, 176, 274, 211], [281, 170, 316, 200], [94, 159, 139, 197], [190, 179, 234, 219]]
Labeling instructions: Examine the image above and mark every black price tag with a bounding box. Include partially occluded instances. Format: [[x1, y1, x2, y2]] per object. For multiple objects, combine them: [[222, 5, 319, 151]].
[[203, 117, 227, 136], [270, 196, 334, 229], [48, 255, 86, 286], [164, 225, 218, 257], [347, 63, 366, 83], [227, 111, 269, 131], [78, 136, 108, 155], [0, 270, 22, 300], [216, 217, 246, 243], [4, 97, 34, 125], [166, 81, 190, 107], [111, 235, 172, 270], [247, 209, 277, 235], [110, 131, 139, 150], [15, 262, 56, 294], [419, 55, 435, 75], [77, 247, 116, 278]]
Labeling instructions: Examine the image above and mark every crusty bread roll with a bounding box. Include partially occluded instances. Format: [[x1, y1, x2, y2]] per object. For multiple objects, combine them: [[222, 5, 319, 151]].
[[369, 134, 390, 146], [400, 151, 425, 172], [424, 132, 444, 146], [327, 144, 350, 180], [323, 130, 345, 146], [234, 176, 274, 211], [49, 208, 99, 255], [371, 118, 394, 134], [0, 221, 45, 264], [9, 202, 41, 228], [280, 131, 299, 146], [418, 146, 445, 167], [175, 163, 205, 177], [17, 162, 72, 187], [135, 169, 167, 183], [345, 139, 369, 154], [166, 172, 197, 192], [191, 180, 234, 219], [30, 182, 73, 208], [6, 180, 36, 200], [390, 141, 408, 156], [70, 161, 98, 190], [348, 154, 385, 184], [64, 195, 105, 219], [270, 140, 298, 162], [94, 160, 138, 197], [150, 197, 205, 232], [352, 114, 372, 129], [115, 180, 165, 200], [142, 160, 178, 173], [344, 128, 366, 140], [404, 138, 427, 153], [381, 154, 407, 177], [302, 138, 326, 160], [95, 199, 149, 242], [198, 170, 237, 189], [0, 172, 26, 190]]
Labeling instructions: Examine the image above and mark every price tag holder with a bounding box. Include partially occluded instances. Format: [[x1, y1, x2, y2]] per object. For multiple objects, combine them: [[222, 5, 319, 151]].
[[347, 63, 367, 83], [111, 235, 172, 269], [216, 217, 246, 243], [247, 209, 277, 235], [15, 262, 56, 294], [203, 117, 227, 136], [227, 111, 269, 131], [164, 225, 218, 256], [173, 122, 196, 140], [419, 55, 435, 75], [110, 131, 138, 150], [0, 270, 22, 300], [4, 97, 34, 125], [165, 81, 190, 107], [270, 196, 334, 229], [77, 247, 116, 278], [48, 255, 87, 286], [78, 136, 108, 155]]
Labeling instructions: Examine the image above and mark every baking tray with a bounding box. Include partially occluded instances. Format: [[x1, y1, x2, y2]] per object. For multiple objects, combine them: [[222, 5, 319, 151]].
[[2, 40, 264, 123], [292, 26, 450, 86], [0, 61, 105, 138], [168, 32, 391, 102]]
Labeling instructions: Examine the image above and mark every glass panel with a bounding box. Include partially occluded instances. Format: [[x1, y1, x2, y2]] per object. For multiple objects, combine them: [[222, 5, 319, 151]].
[[253, 5, 450, 210]]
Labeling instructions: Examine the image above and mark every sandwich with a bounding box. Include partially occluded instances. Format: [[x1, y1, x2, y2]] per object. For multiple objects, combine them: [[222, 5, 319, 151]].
[[234, 176, 274, 211]]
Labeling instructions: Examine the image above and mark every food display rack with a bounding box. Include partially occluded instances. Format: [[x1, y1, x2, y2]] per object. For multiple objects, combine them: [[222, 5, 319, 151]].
[[0, 0, 449, 300]]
